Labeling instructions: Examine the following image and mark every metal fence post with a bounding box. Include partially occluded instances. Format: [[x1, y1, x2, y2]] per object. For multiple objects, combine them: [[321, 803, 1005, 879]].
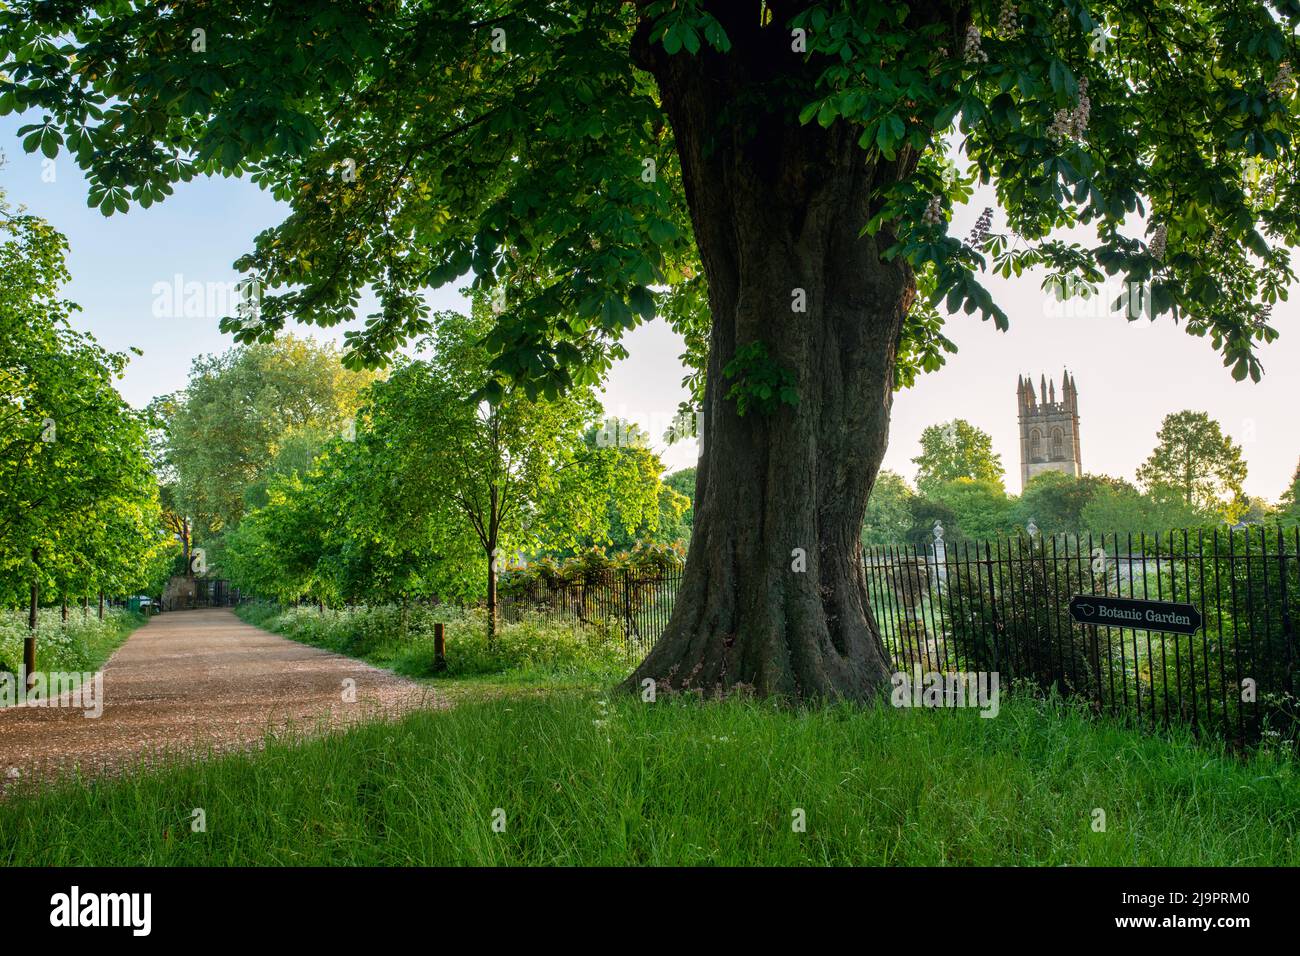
[[622, 568, 633, 644], [1281, 527, 1297, 697]]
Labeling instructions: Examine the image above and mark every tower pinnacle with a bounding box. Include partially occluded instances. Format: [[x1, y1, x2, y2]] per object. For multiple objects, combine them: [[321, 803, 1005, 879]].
[[1018, 372, 1082, 490]]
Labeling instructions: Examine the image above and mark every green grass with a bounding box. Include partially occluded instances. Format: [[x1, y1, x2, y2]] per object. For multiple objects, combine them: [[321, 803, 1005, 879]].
[[2, 689, 1296, 865]]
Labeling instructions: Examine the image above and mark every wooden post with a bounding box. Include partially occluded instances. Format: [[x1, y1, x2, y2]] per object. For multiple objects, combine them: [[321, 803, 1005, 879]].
[[434, 622, 447, 672]]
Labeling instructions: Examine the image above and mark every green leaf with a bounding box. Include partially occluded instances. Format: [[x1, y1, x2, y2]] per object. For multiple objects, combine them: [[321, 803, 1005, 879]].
[[662, 26, 682, 56], [40, 129, 61, 158]]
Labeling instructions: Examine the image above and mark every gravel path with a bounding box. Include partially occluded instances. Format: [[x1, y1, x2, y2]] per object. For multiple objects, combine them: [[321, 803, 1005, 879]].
[[0, 608, 442, 791]]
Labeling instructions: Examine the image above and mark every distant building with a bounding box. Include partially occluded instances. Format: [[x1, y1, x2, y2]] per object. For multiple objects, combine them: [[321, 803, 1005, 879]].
[[1017, 371, 1082, 488]]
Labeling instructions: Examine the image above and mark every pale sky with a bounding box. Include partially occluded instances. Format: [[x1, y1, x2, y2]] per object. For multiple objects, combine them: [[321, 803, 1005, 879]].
[[4, 115, 1296, 501]]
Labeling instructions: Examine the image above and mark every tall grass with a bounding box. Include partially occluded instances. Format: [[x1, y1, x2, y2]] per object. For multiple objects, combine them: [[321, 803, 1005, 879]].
[[3, 690, 1296, 866], [237, 602, 635, 682]]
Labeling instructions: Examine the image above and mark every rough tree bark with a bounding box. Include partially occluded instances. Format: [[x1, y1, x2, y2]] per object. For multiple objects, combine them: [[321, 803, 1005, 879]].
[[624, 10, 925, 701]]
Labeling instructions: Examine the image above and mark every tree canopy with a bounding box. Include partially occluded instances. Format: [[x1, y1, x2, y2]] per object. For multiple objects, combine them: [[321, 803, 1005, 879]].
[[1280, 458, 1300, 522], [913, 418, 1005, 491], [0, 201, 173, 631], [861, 469, 916, 546], [1136, 409, 1248, 521], [154, 336, 377, 545], [4, 2, 1296, 390]]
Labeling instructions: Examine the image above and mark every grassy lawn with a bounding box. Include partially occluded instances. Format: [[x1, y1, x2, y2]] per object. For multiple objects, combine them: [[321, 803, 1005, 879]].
[[2, 688, 1296, 866]]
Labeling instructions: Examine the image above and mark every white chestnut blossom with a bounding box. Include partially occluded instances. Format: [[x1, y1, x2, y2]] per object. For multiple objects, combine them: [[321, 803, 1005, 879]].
[[998, 3, 1019, 38], [922, 195, 944, 226], [968, 206, 994, 247], [1149, 223, 1167, 261], [1271, 60, 1293, 96], [1049, 76, 1090, 143]]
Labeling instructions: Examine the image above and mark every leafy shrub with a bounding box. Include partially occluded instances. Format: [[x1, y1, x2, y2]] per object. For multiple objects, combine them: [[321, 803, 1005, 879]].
[[0, 609, 143, 683], [499, 541, 685, 593]]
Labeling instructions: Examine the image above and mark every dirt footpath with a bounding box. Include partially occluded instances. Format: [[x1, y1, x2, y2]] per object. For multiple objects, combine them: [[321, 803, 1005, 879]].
[[0, 608, 442, 791]]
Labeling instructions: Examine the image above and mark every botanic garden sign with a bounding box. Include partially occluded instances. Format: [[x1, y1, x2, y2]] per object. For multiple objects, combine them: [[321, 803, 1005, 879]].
[[1068, 595, 1204, 637]]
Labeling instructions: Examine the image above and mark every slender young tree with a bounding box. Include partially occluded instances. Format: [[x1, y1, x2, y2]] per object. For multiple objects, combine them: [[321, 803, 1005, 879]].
[[1136, 410, 1248, 521], [365, 307, 661, 640], [6, 2, 1300, 698]]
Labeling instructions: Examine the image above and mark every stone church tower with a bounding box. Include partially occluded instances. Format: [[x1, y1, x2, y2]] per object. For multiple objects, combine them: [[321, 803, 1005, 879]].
[[1017, 370, 1082, 488]]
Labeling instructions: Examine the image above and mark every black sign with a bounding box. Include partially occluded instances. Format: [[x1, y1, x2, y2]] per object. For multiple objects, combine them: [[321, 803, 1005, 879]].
[[1068, 595, 1203, 636]]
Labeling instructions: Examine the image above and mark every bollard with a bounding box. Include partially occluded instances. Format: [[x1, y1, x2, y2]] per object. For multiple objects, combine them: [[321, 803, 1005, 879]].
[[434, 622, 447, 672]]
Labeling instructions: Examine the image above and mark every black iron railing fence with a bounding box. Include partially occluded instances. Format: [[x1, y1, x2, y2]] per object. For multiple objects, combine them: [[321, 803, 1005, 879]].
[[865, 526, 1299, 746], [498, 566, 684, 656], [497, 528, 1299, 745], [161, 577, 245, 611]]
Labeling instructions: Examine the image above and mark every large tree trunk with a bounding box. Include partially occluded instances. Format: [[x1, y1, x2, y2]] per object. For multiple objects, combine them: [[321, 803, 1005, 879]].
[[626, 12, 921, 701]]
